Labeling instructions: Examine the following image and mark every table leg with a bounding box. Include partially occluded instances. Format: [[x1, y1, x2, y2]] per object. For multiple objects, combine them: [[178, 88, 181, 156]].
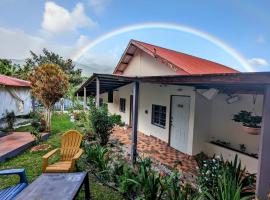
[[84, 173, 90, 200]]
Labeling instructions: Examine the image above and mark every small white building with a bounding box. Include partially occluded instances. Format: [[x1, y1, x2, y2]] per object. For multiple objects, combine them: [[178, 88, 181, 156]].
[[77, 40, 270, 197], [0, 75, 32, 119]]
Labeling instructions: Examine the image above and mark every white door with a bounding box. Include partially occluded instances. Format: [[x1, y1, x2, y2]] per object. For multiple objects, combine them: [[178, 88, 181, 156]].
[[170, 96, 190, 152]]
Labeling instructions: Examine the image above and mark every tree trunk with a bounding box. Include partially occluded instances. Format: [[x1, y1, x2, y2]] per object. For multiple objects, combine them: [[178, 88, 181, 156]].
[[46, 108, 52, 132]]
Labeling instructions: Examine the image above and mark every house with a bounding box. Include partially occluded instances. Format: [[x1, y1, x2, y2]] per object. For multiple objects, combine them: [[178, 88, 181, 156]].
[[0, 75, 32, 119], [76, 40, 270, 197]]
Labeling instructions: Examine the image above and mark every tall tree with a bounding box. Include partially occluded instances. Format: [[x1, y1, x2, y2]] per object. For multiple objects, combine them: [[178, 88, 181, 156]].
[[24, 48, 83, 86], [0, 59, 20, 77], [28, 64, 69, 131]]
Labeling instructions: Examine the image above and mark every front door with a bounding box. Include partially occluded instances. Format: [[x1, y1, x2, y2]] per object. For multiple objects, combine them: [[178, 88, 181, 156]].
[[170, 96, 190, 152]]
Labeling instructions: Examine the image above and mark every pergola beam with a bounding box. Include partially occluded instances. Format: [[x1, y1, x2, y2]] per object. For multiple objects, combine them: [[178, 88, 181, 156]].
[[96, 77, 100, 108]]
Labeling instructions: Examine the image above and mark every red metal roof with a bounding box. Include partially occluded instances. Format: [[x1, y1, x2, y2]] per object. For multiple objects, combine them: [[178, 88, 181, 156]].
[[0, 75, 31, 87], [114, 40, 239, 75]]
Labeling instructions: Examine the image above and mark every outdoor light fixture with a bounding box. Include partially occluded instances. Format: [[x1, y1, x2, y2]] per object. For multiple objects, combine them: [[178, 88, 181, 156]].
[[226, 95, 240, 104], [197, 88, 219, 100]]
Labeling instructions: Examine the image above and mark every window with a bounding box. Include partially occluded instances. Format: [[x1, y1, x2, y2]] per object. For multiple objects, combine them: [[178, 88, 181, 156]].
[[120, 98, 126, 112], [151, 104, 166, 128], [108, 91, 113, 103]]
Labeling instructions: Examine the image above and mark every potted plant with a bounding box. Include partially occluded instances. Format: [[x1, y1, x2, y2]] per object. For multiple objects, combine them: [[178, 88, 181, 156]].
[[233, 110, 262, 135]]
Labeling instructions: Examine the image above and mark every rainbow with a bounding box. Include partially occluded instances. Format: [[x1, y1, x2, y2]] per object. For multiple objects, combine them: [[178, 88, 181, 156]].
[[71, 22, 253, 72]]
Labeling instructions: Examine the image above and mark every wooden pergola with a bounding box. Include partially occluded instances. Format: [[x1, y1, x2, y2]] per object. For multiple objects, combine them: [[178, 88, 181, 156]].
[[76, 72, 270, 198]]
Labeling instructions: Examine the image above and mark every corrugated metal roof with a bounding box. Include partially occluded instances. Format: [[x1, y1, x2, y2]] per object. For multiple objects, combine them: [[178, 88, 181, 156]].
[[113, 39, 239, 75], [0, 75, 31, 87]]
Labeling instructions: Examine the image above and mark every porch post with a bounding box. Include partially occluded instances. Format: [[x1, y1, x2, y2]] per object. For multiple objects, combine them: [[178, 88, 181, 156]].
[[76, 93, 79, 101], [96, 77, 100, 108], [83, 87, 87, 110], [256, 85, 270, 198], [131, 81, 139, 162]]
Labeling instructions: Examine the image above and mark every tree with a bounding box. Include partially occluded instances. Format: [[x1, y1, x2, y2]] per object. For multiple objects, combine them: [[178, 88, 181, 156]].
[[28, 64, 69, 131], [24, 48, 83, 86], [0, 59, 20, 77]]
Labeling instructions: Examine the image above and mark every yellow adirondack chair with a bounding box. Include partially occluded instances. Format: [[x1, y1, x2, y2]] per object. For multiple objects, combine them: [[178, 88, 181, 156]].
[[42, 130, 83, 173]]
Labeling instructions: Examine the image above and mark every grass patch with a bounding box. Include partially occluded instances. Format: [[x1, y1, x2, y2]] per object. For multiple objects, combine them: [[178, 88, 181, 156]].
[[0, 113, 124, 200]]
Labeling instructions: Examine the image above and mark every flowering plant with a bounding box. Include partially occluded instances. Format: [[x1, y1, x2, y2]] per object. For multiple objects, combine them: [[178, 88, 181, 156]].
[[197, 155, 223, 192]]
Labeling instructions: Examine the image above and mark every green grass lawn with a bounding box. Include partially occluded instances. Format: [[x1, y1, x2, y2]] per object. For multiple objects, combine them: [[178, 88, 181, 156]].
[[0, 113, 124, 200]]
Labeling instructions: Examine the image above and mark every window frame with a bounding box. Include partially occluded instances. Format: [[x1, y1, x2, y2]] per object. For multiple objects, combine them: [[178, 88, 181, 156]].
[[119, 98, 126, 113], [151, 104, 166, 128]]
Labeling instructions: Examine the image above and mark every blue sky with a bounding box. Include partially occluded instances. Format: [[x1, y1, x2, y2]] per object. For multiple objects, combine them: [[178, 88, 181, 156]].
[[0, 0, 269, 74]]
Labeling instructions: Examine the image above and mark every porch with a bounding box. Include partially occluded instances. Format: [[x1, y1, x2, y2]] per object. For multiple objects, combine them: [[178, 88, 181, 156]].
[[111, 127, 198, 180]]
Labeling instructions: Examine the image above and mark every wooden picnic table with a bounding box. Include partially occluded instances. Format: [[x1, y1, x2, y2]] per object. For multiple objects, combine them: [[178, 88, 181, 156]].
[[14, 172, 90, 200]]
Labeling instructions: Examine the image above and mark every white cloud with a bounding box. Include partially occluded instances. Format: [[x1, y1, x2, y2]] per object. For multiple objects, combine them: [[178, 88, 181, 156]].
[[0, 27, 45, 59], [248, 58, 269, 67], [88, 0, 111, 15], [42, 2, 96, 34]]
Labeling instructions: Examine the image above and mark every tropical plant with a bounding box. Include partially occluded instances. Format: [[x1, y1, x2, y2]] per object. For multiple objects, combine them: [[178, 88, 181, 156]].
[[28, 64, 69, 131], [0, 59, 20, 77], [129, 157, 166, 200], [110, 114, 125, 126], [197, 155, 224, 193], [5, 110, 15, 130], [203, 169, 252, 200], [233, 110, 262, 128], [197, 155, 255, 199], [89, 102, 114, 146], [225, 155, 256, 197], [114, 161, 139, 195], [30, 122, 42, 144], [85, 144, 111, 177], [165, 171, 200, 200]]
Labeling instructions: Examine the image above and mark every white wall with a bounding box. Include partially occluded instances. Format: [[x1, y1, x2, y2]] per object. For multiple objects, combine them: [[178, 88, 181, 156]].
[[204, 142, 258, 173], [192, 93, 212, 155], [0, 86, 32, 119], [122, 49, 180, 76], [209, 93, 262, 154]]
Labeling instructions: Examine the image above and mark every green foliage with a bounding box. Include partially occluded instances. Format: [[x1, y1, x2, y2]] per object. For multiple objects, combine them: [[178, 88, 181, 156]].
[[233, 110, 262, 128], [197, 155, 255, 199], [24, 48, 83, 86], [165, 171, 200, 200], [0, 59, 20, 77], [110, 114, 125, 126], [89, 103, 114, 146], [111, 160, 139, 196], [5, 110, 15, 130], [85, 144, 110, 177], [197, 155, 224, 192], [203, 169, 251, 200], [130, 157, 166, 200]]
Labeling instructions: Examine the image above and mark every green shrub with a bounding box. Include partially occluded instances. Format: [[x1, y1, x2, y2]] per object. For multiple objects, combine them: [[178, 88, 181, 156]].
[[203, 169, 252, 200], [110, 114, 125, 126], [197, 155, 255, 199], [89, 103, 114, 146], [165, 171, 200, 200], [85, 144, 110, 178], [129, 157, 166, 200]]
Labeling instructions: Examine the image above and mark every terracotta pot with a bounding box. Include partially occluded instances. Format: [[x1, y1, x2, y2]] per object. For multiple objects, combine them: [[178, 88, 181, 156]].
[[242, 126, 261, 135]]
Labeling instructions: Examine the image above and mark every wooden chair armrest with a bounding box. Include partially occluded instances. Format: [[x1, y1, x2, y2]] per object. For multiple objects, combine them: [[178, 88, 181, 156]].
[[70, 149, 84, 172], [72, 149, 84, 161], [42, 148, 59, 160], [42, 148, 59, 172]]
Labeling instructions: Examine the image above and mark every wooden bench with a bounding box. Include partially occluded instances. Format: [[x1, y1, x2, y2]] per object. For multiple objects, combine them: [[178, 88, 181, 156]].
[[0, 169, 28, 200]]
